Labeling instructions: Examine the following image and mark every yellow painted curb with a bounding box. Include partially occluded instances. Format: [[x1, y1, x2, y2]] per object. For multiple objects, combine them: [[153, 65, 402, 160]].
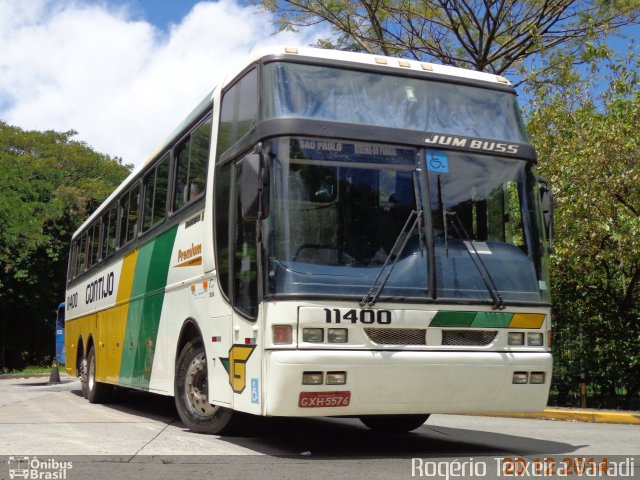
[[475, 409, 640, 425]]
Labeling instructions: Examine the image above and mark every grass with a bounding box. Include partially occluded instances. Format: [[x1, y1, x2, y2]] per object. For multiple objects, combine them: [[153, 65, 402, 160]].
[[2, 365, 52, 375]]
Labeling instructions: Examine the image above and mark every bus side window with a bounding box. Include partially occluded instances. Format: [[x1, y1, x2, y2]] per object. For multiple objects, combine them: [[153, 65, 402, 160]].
[[77, 232, 87, 275], [91, 222, 101, 266], [154, 155, 169, 224], [126, 183, 140, 243], [233, 158, 258, 319], [118, 183, 140, 247], [143, 153, 170, 232], [217, 69, 257, 158], [188, 118, 211, 201], [101, 205, 117, 260], [68, 241, 77, 281], [173, 141, 190, 211], [214, 162, 232, 300], [118, 190, 130, 247], [172, 118, 211, 212]]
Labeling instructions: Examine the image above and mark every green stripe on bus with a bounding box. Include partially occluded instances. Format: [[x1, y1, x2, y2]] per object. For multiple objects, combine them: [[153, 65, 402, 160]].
[[120, 226, 178, 388], [471, 312, 513, 328], [430, 311, 476, 327]]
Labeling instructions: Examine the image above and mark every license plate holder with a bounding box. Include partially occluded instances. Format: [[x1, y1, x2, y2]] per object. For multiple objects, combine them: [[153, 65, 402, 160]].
[[298, 391, 351, 408]]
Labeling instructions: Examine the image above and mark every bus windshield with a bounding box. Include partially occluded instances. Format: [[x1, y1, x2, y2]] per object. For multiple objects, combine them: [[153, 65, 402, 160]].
[[263, 62, 529, 144], [264, 137, 550, 304]]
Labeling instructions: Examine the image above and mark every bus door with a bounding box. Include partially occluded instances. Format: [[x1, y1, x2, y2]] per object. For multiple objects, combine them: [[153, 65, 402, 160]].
[[55, 302, 66, 365]]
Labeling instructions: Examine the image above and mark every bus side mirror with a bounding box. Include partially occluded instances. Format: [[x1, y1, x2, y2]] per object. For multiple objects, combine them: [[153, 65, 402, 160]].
[[240, 152, 269, 220], [538, 176, 554, 253]]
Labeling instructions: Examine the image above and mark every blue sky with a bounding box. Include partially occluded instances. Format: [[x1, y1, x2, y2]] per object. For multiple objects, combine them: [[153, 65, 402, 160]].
[[0, 0, 325, 167], [99, 0, 202, 29], [0, 1, 637, 167]]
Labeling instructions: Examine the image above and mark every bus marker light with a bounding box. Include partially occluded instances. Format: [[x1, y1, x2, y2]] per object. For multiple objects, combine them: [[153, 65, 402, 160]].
[[421, 63, 434, 71], [547, 330, 553, 347], [244, 337, 256, 345], [303, 328, 324, 343], [302, 372, 323, 385], [527, 332, 544, 346], [285, 47, 299, 54], [513, 372, 528, 384], [273, 325, 292, 344], [326, 372, 346, 385], [211, 336, 221, 342], [508, 332, 524, 345], [328, 328, 348, 343], [375, 57, 388, 65], [398, 60, 411, 68], [530, 372, 545, 384]]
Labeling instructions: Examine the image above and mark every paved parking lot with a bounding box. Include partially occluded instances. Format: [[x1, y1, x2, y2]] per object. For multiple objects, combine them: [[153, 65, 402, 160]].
[[1, 376, 638, 479]]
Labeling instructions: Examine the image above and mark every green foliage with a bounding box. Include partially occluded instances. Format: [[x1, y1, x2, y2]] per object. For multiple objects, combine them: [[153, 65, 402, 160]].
[[527, 52, 640, 409], [258, 0, 640, 77], [0, 122, 131, 370]]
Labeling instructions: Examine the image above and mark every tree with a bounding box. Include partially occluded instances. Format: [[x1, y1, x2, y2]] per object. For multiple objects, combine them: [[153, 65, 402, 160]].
[[0, 122, 131, 371], [527, 52, 640, 408], [260, 0, 639, 78]]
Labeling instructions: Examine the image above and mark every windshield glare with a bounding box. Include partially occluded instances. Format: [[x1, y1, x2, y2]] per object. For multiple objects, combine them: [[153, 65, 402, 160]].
[[263, 62, 529, 143], [264, 137, 549, 304]]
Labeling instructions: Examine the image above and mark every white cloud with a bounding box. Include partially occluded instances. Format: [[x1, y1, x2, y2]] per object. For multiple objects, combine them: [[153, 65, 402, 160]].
[[0, 0, 325, 166]]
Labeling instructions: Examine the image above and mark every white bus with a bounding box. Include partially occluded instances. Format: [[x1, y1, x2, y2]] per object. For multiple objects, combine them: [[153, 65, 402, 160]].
[[65, 46, 554, 434]]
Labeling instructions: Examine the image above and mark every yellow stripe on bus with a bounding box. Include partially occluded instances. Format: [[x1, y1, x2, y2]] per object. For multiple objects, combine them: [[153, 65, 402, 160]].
[[509, 313, 545, 329], [97, 249, 139, 383]]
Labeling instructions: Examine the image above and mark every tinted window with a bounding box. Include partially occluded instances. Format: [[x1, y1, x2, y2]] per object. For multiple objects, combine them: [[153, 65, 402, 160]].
[[214, 163, 232, 299], [119, 183, 140, 247], [217, 69, 258, 157], [172, 118, 212, 212], [143, 154, 170, 232], [234, 159, 258, 319]]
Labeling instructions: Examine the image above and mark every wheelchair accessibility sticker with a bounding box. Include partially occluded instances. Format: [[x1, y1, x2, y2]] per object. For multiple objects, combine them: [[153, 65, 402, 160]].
[[426, 150, 449, 173]]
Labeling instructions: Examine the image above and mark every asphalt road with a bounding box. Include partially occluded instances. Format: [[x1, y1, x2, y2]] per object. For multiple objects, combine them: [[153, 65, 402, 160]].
[[0, 377, 638, 480]]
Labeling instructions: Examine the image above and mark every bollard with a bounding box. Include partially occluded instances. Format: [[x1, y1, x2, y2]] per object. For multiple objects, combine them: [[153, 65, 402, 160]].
[[48, 360, 61, 384]]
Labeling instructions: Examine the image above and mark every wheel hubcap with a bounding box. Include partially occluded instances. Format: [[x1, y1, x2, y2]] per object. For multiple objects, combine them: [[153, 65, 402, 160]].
[[185, 352, 218, 416], [88, 355, 95, 392]]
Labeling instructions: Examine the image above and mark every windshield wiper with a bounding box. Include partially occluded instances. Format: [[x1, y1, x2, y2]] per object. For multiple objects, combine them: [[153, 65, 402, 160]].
[[437, 175, 505, 310], [360, 209, 422, 307]]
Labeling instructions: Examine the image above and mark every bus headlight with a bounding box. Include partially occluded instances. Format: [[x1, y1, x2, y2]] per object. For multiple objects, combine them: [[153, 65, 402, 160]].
[[527, 332, 544, 346], [326, 372, 347, 385], [508, 332, 525, 346], [513, 372, 528, 384], [303, 328, 324, 343], [302, 372, 323, 385], [530, 372, 546, 384], [328, 328, 348, 343]]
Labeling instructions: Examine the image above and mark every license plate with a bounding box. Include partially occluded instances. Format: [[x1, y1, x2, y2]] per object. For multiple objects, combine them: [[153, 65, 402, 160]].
[[299, 391, 351, 408]]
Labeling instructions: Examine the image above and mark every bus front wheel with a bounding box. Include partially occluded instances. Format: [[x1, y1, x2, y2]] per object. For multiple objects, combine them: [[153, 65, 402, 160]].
[[359, 414, 430, 433], [174, 340, 236, 434], [81, 346, 113, 403]]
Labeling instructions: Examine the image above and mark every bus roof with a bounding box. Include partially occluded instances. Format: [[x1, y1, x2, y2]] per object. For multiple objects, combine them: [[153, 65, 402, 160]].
[[72, 46, 513, 239]]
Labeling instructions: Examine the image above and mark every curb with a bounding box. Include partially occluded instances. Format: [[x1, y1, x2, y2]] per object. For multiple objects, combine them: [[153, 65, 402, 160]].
[[476, 409, 640, 425]]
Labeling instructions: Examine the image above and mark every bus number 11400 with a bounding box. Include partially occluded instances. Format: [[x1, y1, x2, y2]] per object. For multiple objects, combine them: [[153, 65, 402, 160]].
[[324, 308, 392, 324]]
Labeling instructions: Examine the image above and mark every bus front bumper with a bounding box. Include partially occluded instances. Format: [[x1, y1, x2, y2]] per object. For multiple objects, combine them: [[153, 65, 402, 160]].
[[264, 350, 552, 417]]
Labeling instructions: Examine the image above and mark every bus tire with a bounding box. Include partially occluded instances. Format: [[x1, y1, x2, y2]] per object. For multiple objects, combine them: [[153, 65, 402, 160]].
[[82, 346, 113, 403], [174, 340, 236, 435], [359, 414, 430, 433]]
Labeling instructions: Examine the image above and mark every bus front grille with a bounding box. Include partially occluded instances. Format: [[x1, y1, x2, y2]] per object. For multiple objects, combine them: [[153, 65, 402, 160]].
[[441, 330, 497, 346], [364, 328, 427, 345]]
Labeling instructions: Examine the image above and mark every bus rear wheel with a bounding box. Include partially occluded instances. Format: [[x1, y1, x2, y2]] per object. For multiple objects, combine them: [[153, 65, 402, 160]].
[[81, 346, 113, 403], [359, 414, 430, 433], [174, 340, 236, 434]]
